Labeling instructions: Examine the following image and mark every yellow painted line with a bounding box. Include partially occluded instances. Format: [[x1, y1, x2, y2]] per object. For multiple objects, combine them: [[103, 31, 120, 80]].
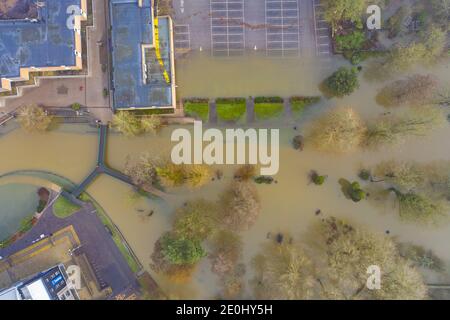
[[154, 18, 171, 84]]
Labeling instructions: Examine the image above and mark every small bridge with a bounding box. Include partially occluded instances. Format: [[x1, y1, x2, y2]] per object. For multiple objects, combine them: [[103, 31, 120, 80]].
[[70, 125, 171, 201]]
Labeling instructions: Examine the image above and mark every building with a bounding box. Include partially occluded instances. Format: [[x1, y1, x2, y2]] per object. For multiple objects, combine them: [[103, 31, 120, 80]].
[[0, 0, 88, 93], [0, 264, 79, 300], [0, 0, 176, 110], [109, 0, 176, 110]]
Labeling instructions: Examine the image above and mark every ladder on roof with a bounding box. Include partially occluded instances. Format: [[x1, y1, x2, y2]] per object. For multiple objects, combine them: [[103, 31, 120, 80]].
[[153, 18, 171, 84]]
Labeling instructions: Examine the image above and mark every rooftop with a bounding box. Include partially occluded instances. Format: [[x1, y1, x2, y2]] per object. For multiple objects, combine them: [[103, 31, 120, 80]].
[[0, 0, 82, 88], [109, 0, 174, 109]]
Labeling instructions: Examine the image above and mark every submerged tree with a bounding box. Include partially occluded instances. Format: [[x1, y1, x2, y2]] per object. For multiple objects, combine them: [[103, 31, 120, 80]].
[[324, 67, 360, 97], [251, 240, 315, 300], [374, 161, 427, 192], [209, 230, 243, 277], [156, 163, 213, 188], [159, 232, 206, 266], [17, 105, 53, 132], [307, 107, 367, 153], [141, 114, 163, 134], [112, 112, 163, 136], [111, 111, 142, 137], [219, 181, 261, 231], [156, 163, 187, 187], [124, 153, 158, 188], [150, 233, 201, 283], [315, 217, 428, 299], [376, 74, 439, 107], [173, 200, 218, 241], [185, 165, 213, 188], [395, 191, 449, 226], [372, 26, 447, 78], [365, 107, 445, 148]]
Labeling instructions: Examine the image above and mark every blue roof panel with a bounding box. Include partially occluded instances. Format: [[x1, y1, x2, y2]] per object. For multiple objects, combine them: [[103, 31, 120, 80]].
[[0, 0, 80, 87]]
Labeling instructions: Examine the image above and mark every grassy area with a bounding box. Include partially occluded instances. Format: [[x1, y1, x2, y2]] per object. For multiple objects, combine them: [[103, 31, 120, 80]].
[[184, 99, 209, 121], [0, 215, 36, 249], [290, 96, 321, 114], [79, 193, 141, 273], [216, 98, 246, 122], [254, 97, 284, 120], [53, 196, 81, 218]]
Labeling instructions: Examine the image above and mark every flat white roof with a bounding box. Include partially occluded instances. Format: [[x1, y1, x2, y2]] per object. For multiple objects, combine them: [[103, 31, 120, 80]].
[[0, 287, 21, 300], [26, 279, 51, 300]]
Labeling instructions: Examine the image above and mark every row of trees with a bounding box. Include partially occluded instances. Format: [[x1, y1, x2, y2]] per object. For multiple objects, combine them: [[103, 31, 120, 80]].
[[111, 111, 162, 136], [307, 106, 445, 153], [124, 153, 213, 190], [251, 216, 428, 299], [367, 26, 448, 80]]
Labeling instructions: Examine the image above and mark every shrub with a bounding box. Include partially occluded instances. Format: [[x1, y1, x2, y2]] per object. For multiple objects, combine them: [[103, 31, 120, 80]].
[[349, 181, 366, 202], [324, 67, 360, 97], [160, 233, 206, 265], [311, 171, 326, 185], [292, 135, 305, 151], [335, 30, 366, 52], [358, 169, 371, 181], [254, 176, 275, 184], [71, 103, 81, 111]]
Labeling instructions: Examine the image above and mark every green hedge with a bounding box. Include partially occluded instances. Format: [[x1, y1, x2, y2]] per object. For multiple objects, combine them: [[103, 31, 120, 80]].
[[129, 108, 175, 116], [254, 97, 284, 120], [289, 96, 321, 113], [254, 96, 284, 104], [184, 98, 209, 121], [216, 98, 246, 121]]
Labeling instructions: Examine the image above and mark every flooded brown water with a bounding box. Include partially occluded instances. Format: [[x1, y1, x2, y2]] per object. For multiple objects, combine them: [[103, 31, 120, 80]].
[[0, 53, 449, 298], [176, 52, 337, 98]]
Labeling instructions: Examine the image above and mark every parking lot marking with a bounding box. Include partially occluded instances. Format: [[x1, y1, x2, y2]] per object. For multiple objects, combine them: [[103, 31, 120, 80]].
[[174, 24, 191, 50], [265, 0, 301, 57], [210, 0, 245, 57], [312, 0, 332, 57]]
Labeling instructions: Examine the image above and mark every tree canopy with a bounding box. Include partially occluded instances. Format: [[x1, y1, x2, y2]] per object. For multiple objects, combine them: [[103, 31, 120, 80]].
[[219, 181, 261, 231], [322, 0, 366, 33], [112, 112, 163, 136], [307, 107, 367, 153], [160, 233, 206, 265], [315, 217, 428, 299], [376, 74, 439, 107], [251, 240, 315, 300], [173, 200, 218, 241], [17, 105, 53, 132], [325, 67, 360, 97]]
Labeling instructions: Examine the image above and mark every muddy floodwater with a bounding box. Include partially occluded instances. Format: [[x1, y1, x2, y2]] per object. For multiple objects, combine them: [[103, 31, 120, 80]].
[[0, 53, 449, 298], [176, 52, 337, 98]]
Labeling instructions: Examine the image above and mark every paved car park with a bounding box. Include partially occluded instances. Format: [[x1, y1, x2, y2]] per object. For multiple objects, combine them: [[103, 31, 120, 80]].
[[172, 0, 331, 59], [265, 0, 301, 57], [312, 0, 332, 57], [210, 0, 245, 56]]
